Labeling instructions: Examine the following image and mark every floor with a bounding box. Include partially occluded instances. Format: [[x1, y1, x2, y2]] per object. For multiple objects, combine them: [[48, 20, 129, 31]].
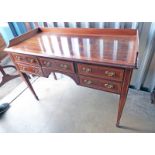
[[0, 74, 155, 133]]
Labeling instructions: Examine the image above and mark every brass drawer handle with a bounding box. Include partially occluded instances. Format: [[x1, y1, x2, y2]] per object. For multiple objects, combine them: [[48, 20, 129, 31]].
[[46, 62, 51, 67], [60, 64, 68, 69], [104, 83, 114, 89], [43, 61, 51, 67], [20, 66, 27, 71], [82, 67, 91, 73], [105, 71, 115, 77], [16, 56, 22, 61], [84, 79, 92, 85], [27, 58, 36, 63]]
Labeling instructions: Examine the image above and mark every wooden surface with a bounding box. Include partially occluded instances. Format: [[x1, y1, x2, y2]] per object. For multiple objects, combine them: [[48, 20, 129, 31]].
[[5, 28, 139, 68], [5, 28, 139, 127]]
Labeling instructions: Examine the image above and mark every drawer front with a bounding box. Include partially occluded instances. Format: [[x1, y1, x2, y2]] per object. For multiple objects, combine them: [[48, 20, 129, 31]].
[[79, 76, 121, 94], [77, 63, 124, 82], [54, 60, 74, 73], [39, 57, 74, 73], [39, 57, 54, 67], [17, 64, 42, 76], [12, 53, 39, 66]]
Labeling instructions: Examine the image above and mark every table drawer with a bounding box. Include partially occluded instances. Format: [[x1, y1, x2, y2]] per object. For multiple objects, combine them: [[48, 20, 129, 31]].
[[39, 57, 54, 67], [17, 64, 42, 76], [79, 76, 121, 94], [39, 57, 74, 73], [12, 53, 39, 66], [54, 60, 74, 73], [77, 63, 124, 82]]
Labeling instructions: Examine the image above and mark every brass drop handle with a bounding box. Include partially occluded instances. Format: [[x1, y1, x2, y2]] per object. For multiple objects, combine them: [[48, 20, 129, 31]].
[[84, 79, 92, 85], [31, 59, 35, 63], [105, 71, 115, 77], [27, 58, 35, 63], [43, 61, 48, 65], [82, 67, 91, 73], [60, 64, 68, 69], [46, 62, 51, 67], [104, 83, 114, 89], [16, 56, 21, 61], [64, 64, 68, 69]]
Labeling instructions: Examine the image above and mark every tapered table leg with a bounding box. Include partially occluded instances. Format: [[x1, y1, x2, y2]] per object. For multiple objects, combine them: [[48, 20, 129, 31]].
[[20, 72, 39, 100], [116, 94, 128, 127], [53, 72, 57, 80], [116, 69, 133, 127]]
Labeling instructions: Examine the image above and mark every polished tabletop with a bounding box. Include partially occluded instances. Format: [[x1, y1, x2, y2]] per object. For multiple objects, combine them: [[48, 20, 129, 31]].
[[5, 28, 139, 68]]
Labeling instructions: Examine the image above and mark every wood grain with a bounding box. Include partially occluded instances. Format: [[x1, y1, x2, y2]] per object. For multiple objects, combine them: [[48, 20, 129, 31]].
[[5, 28, 139, 127], [79, 75, 121, 94], [77, 63, 124, 82], [5, 28, 139, 68]]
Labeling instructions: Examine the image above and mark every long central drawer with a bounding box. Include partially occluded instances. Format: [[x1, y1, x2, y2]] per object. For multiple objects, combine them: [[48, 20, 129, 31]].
[[39, 57, 74, 73]]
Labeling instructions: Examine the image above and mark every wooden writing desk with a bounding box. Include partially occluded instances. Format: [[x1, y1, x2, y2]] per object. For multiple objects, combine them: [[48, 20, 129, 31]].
[[5, 28, 139, 126]]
